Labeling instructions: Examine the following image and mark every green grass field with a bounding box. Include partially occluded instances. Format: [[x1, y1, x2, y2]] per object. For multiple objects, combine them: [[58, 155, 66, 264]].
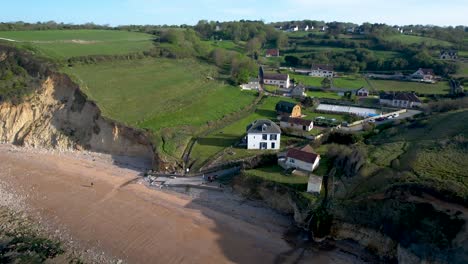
[[190, 96, 298, 167], [245, 165, 309, 185], [368, 79, 450, 94], [332, 75, 368, 89], [382, 34, 453, 47], [204, 40, 245, 53], [63, 58, 256, 158], [290, 74, 323, 87], [306, 91, 342, 100], [0, 30, 155, 59]]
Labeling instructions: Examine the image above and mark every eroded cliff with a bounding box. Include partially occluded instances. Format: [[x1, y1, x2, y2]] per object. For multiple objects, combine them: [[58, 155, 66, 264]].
[[0, 47, 155, 166]]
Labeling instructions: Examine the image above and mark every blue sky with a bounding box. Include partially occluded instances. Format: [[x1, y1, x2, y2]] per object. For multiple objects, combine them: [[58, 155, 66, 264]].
[[2, 0, 467, 26]]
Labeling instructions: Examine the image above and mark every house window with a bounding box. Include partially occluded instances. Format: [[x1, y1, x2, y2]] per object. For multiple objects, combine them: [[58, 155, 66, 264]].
[[260, 142, 267, 149], [262, 134, 267, 140], [271, 142, 275, 148], [270, 134, 277, 140]]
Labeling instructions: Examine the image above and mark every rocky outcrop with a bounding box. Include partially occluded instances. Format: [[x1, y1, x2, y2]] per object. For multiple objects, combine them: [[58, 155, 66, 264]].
[[0, 49, 155, 166]]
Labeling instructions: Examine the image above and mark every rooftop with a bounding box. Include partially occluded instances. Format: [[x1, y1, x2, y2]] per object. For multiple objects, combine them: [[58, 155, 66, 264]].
[[276, 101, 299, 113], [246, 119, 281, 134], [280, 116, 312, 126], [264, 73, 289, 81], [286, 148, 320, 164]]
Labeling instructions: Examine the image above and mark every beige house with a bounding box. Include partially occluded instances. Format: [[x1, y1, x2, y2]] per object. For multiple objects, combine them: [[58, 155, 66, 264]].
[[283, 148, 320, 172], [263, 73, 290, 88]]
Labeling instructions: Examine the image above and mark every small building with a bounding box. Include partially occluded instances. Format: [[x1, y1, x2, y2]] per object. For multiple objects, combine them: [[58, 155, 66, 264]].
[[307, 175, 323, 193], [411, 68, 435, 82], [266, 49, 280, 57], [291, 85, 306, 98], [246, 120, 281, 150], [379, 92, 422, 108], [275, 101, 302, 118], [346, 27, 355, 33], [319, 26, 328, 32], [287, 25, 299, 32], [293, 68, 311, 75], [303, 25, 310, 31], [240, 78, 260, 91], [280, 117, 313, 131], [283, 148, 320, 172], [356, 87, 369, 97], [309, 64, 334, 78], [263, 73, 290, 89], [440, 50, 458, 60]]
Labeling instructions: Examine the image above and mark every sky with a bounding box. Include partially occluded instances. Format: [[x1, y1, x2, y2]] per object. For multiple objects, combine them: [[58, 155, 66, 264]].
[[2, 0, 467, 27]]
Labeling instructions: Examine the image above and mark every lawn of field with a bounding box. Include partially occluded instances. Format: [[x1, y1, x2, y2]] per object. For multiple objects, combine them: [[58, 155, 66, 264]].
[[63, 58, 257, 158], [0, 30, 155, 59], [245, 165, 309, 185], [204, 40, 245, 53], [306, 90, 342, 100], [332, 75, 368, 89], [190, 96, 299, 167], [290, 74, 323, 87], [381, 34, 453, 47], [368, 79, 450, 94]]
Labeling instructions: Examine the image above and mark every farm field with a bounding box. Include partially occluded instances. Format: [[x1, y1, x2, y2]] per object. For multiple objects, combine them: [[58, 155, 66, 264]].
[[381, 34, 453, 47], [204, 40, 245, 53], [0, 30, 155, 59], [332, 75, 368, 89], [63, 58, 257, 158], [306, 91, 342, 100], [368, 79, 450, 94], [290, 74, 323, 87]]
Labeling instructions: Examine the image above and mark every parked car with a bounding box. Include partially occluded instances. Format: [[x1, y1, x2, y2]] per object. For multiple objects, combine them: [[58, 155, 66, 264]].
[[393, 113, 400, 118]]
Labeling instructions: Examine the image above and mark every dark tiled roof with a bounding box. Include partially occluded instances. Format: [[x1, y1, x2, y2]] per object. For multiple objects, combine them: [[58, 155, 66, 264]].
[[246, 120, 281, 134], [276, 101, 298, 113], [311, 64, 334, 71], [280, 117, 312, 126], [379, 92, 421, 103], [264, 73, 289, 81], [286, 148, 319, 164]]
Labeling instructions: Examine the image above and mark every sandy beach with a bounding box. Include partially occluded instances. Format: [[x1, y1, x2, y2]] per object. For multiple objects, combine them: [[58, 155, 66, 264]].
[[0, 144, 293, 263]]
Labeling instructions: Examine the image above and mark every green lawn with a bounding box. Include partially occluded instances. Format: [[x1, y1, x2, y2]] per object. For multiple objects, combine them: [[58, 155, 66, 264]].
[[382, 34, 453, 47], [291, 74, 323, 87], [0, 30, 155, 59], [204, 40, 245, 53], [63, 58, 256, 158], [368, 79, 450, 94], [306, 91, 342, 100], [332, 75, 368, 89], [190, 96, 298, 168], [245, 165, 309, 185]]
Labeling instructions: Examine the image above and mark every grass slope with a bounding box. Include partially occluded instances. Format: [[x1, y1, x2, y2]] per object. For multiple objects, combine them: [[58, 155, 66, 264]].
[[382, 34, 453, 47], [0, 30, 155, 59], [64, 58, 256, 158]]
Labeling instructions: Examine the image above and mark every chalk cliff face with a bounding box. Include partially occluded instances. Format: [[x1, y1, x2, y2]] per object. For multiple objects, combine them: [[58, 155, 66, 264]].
[[0, 50, 155, 165]]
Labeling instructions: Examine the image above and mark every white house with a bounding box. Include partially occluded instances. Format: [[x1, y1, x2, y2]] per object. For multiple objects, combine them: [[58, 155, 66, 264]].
[[246, 120, 281, 150], [263, 73, 290, 89], [283, 148, 320, 172], [379, 92, 422, 108], [309, 64, 334, 77], [303, 25, 310, 31], [307, 176, 323, 193], [440, 50, 458, 60], [240, 78, 260, 91], [287, 25, 299, 32], [290, 85, 306, 98], [356, 87, 369, 97], [411, 68, 435, 82], [280, 117, 313, 131]]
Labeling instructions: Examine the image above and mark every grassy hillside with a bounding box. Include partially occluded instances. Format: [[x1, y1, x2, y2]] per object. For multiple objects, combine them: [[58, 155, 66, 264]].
[[0, 30, 155, 59], [382, 34, 453, 47], [64, 58, 257, 158]]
